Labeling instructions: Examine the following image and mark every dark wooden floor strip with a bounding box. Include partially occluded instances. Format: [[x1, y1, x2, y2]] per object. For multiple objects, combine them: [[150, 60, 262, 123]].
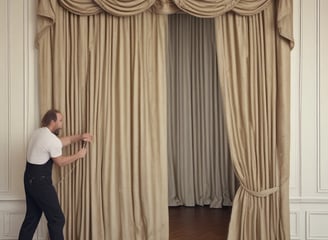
[[169, 206, 231, 240]]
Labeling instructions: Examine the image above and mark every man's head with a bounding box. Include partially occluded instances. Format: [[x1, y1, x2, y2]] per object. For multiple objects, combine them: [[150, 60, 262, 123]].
[[41, 109, 63, 135]]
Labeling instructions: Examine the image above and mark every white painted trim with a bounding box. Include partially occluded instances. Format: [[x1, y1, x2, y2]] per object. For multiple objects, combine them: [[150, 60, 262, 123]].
[[290, 197, 328, 204]]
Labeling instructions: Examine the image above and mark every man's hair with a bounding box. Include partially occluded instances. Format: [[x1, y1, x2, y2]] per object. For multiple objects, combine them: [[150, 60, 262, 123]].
[[41, 109, 61, 127]]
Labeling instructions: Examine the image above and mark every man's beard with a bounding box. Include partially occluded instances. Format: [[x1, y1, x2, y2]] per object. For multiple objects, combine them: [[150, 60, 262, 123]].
[[53, 129, 60, 136]]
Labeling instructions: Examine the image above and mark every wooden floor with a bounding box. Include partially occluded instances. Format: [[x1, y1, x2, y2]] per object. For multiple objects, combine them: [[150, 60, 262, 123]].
[[169, 206, 231, 240]]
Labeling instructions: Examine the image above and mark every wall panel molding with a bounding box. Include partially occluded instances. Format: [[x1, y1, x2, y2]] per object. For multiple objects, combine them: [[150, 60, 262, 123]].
[[290, 0, 301, 197], [0, 0, 50, 238], [0, 212, 48, 240], [291, 197, 328, 204], [306, 211, 328, 239], [300, 0, 328, 197], [0, 0, 38, 201], [290, 210, 301, 240], [0, 0, 10, 194], [317, 0, 328, 193]]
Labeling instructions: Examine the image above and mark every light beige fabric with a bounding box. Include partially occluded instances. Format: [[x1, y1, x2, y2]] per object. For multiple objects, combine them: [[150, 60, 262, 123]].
[[167, 14, 235, 208], [54, 0, 274, 16], [37, 1, 168, 239], [171, 0, 272, 17], [94, 0, 156, 16], [214, 1, 293, 239], [36, 0, 293, 239], [58, 0, 156, 16], [58, 0, 103, 15]]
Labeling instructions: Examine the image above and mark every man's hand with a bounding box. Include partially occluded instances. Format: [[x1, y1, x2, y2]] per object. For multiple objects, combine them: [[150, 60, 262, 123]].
[[82, 133, 93, 142], [60, 133, 93, 147], [78, 148, 87, 158]]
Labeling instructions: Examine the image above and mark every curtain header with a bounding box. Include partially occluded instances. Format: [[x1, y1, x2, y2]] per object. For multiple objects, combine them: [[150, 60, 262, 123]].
[[36, 0, 294, 49], [52, 0, 274, 17]]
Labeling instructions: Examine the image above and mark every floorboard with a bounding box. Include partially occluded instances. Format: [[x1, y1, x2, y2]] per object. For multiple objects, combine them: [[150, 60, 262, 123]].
[[169, 206, 231, 240]]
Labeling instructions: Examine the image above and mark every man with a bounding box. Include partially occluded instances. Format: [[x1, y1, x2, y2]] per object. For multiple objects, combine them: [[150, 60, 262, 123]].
[[18, 109, 93, 240]]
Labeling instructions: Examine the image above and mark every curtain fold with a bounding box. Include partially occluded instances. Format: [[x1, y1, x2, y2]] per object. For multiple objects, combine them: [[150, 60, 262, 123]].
[[58, 0, 103, 15], [36, 0, 293, 239], [167, 14, 235, 208], [41, 0, 276, 16], [37, 0, 294, 44], [171, 0, 272, 17], [93, 0, 156, 16], [214, 1, 292, 239], [277, 0, 294, 48], [37, 1, 168, 239]]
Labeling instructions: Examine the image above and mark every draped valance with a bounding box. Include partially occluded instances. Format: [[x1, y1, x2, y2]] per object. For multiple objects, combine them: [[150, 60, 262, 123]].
[[37, 0, 294, 48], [45, 0, 279, 17]]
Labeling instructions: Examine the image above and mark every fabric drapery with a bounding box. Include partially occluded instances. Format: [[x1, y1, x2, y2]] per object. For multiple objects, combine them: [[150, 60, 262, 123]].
[[37, 1, 168, 239], [214, 2, 292, 239], [167, 14, 235, 208], [41, 0, 279, 16], [170, 0, 272, 17], [37, 0, 293, 44], [58, 0, 156, 16], [36, 0, 293, 239]]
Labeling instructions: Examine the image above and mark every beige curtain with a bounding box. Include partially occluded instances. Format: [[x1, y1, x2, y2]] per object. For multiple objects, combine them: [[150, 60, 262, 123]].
[[37, 1, 168, 239], [167, 14, 235, 208], [36, 0, 293, 239], [214, 1, 293, 239]]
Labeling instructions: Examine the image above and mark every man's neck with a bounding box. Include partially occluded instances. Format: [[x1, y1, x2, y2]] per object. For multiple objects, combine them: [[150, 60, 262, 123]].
[[47, 126, 59, 136]]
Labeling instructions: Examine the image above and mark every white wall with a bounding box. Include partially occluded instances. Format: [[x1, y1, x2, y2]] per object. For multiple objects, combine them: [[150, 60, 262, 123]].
[[0, 0, 327, 239], [0, 0, 46, 239], [289, 0, 328, 239]]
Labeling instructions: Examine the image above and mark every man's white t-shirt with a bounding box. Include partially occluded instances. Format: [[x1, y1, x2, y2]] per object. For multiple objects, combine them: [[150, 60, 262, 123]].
[[27, 127, 63, 165]]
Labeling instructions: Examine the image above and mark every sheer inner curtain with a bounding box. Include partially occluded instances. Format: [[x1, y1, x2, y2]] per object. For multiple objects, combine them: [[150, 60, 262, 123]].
[[167, 14, 235, 208]]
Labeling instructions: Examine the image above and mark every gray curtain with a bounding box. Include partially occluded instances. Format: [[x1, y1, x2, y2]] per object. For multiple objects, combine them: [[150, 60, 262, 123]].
[[167, 14, 235, 208]]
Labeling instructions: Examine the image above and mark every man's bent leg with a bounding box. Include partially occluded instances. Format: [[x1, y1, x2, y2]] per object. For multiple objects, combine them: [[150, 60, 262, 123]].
[[18, 181, 42, 240], [35, 179, 65, 240]]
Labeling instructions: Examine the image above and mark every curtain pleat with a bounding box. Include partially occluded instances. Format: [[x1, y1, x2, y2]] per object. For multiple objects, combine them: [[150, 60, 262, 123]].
[[167, 14, 235, 208], [58, 0, 103, 15], [37, 1, 169, 239], [214, 2, 291, 239], [43, 0, 275, 16], [159, 0, 272, 17], [277, 0, 294, 48], [36, 0, 293, 239], [37, 0, 293, 19], [94, 0, 156, 16]]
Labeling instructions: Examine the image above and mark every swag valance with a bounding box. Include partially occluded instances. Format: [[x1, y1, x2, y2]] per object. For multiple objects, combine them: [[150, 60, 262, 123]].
[[38, 0, 294, 47], [57, 0, 271, 16]]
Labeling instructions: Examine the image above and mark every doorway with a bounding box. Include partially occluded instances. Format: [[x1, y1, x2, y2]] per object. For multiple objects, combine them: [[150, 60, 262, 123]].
[[167, 13, 236, 209]]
